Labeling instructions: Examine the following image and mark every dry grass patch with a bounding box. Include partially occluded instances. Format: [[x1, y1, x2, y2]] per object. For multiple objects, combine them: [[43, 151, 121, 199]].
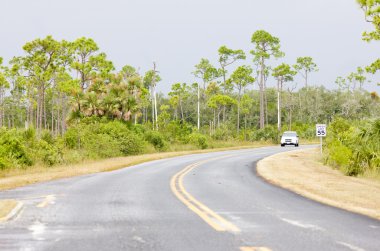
[[0, 200, 18, 221], [257, 148, 380, 220], [0, 143, 271, 191]]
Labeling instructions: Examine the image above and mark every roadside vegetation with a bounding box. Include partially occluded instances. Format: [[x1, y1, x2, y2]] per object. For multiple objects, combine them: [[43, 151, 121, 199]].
[[0, 1, 378, 179]]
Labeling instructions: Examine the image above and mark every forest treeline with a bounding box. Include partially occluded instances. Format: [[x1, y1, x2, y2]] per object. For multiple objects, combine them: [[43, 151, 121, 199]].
[[0, 1, 379, 175]]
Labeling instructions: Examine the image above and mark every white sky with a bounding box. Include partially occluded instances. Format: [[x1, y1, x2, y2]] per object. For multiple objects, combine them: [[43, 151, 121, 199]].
[[1, 0, 379, 93]]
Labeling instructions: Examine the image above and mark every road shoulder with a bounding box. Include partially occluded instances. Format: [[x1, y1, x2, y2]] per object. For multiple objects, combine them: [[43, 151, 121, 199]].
[[257, 148, 380, 220]]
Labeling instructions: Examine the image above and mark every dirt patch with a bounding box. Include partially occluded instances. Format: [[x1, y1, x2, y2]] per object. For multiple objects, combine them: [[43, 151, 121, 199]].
[[257, 148, 380, 220], [0, 200, 18, 221]]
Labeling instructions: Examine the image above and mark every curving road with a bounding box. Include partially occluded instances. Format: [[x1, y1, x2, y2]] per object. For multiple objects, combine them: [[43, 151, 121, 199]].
[[0, 146, 379, 251]]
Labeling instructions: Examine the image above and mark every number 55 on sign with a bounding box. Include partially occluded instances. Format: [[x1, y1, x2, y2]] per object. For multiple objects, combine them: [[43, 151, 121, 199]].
[[316, 124, 327, 137]]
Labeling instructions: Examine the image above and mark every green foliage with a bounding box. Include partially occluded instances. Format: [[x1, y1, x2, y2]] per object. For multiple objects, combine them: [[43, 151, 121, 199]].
[[37, 140, 62, 166], [0, 129, 33, 169], [188, 133, 208, 149], [326, 139, 353, 172], [325, 118, 380, 176], [145, 130, 167, 151], [82, 133, 122, 159], [99, 121, 144, 155], [64, 127, 80, 149], [249, 125, 279, 143]]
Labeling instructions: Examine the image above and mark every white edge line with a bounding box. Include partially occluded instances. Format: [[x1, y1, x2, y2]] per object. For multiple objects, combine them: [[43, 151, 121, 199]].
[[336, 241, 366, 251]]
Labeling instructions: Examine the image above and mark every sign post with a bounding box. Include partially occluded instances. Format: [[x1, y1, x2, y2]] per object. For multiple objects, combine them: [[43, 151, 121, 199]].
[[316, 124, 327, 154]]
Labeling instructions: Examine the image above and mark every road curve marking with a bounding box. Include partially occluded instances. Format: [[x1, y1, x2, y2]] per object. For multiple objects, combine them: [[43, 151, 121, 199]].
[[240, 247, 272, 251], [36, 195, 56, 208], [170, 155, 240, 233]]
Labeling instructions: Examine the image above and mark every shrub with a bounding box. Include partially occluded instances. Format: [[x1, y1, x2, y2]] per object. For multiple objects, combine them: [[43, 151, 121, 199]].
[[0, 129, 33, 168], [250, 125, 279, 143], [189, 133, 208, 149], [37, 140, 62, 166], [64, 127, 80, 149], [99, 121, 144, 155], [212, 125, 231, 141], [145, 130, 167, 151], [82, 133, 122, 158], [326, 139, 352, 169]]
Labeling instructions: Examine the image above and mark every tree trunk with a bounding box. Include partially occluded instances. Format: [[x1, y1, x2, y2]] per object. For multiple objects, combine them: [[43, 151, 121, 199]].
[[153, 86, 158, 130], [197, 84, 200, 130], [277, 79, 282, 132], [151, 86, 155, 130], [259, 58, 265, 129], [237, 87, 241, 134]]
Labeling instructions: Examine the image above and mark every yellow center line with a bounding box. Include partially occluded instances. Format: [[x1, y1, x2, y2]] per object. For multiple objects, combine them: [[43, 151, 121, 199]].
[[36, 194, 56, 208], [240, 247, 272, 251], [170, 155, 241, 233]]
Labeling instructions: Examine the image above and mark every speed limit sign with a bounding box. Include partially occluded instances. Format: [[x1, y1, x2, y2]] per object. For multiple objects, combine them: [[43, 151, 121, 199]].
[[316, 124, 327, 137]]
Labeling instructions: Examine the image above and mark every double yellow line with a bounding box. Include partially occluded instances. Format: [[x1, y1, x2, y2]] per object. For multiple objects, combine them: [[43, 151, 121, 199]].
[[170, 155, 240, 233]]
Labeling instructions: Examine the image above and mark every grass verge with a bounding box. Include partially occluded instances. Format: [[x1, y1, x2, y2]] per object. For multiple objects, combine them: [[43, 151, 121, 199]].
[[257, 148, 380, 220], [0, 142, 272, 191], [0, 200, 18, 221]]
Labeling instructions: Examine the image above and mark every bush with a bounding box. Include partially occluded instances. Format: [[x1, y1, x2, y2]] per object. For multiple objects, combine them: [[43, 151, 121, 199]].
[[325, 118, 380, 176], [64, 127, 80, 149], [99, 121, 144, 155], [82, 133, 122, 158], [250, 125, 279, 143], [326, 139, 352, 169], [189, 133, 208, 149], [145, 130, 167, 151], [0, 129, 33, 168], [212, 125, 231, 141], [164, 121, 192, 142], [37, 140, 62, 166]]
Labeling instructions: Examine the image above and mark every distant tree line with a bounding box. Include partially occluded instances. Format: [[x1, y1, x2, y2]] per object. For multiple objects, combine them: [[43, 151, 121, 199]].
[[0, 31, 378, 138]]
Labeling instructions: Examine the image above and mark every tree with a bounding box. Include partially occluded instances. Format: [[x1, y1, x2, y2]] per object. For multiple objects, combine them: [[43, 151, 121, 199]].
[[335, 76, 350, 92], [13, 36, 63, 131], [169, 83, 189, 122], [144, 63, 161, 130], [70, 37, 114, 92], [357, 0, 380, 42], [293, 57, 318, 88], [0, 58, 10, 127], [193, 58, 219, 130], [240, 94, 254, 140], [272, 63, 296, 131], [207, 94, 236, 128], [251, 30, 284, 129], [120, 65, 143, 124], [229, 65, 255, 133], [357, 0, 380, 81], [218, 46, 246, 91], [347, 67, 367, 90]]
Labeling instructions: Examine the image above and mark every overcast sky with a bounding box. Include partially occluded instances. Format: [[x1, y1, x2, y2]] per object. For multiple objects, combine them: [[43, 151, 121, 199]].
[[1, 0, 379, 93]]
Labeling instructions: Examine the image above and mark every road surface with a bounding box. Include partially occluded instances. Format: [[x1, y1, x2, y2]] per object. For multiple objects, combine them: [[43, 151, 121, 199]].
[[0, 146, 379, 251]]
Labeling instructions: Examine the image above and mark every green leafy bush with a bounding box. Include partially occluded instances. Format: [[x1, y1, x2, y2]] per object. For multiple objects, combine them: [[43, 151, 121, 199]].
[[250, 125, 279, 143], [145, 130, 167, 151], [189, 133, 208, 149], [82, 133, 122, 158], [64, 127, 81, 149], [99, 121, 144, 155], [37, 140, 62, 166], [325, 118, 380, 176], [0, 129, 33, 168]]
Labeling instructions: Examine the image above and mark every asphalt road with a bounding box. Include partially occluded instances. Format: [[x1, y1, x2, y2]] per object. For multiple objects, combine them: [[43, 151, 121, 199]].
[[0, 145, 379, 251]]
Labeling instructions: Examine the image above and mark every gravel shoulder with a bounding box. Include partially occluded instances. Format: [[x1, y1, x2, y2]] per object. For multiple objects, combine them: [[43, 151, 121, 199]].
[[257, 148, 380, 220]]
